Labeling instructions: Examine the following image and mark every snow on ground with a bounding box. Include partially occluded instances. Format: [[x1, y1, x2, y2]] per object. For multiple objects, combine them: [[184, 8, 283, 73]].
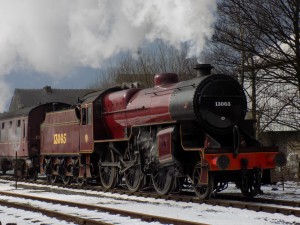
[[224, 181, 300, 201], [261, 181, 300, 201], [0, 179, 300, 225], [0, 206, 76, 225]]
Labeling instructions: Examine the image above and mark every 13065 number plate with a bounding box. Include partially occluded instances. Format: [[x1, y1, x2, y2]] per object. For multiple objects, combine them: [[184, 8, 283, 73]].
[[215, 101, 231, 107]]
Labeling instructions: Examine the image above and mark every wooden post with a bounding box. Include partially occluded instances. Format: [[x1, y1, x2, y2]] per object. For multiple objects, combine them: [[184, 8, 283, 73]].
[[15, 151, 17, 189]]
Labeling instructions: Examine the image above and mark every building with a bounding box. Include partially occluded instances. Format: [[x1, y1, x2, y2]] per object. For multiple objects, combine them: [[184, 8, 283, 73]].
[[244, 64, 300, 180], [9, 86, 94, 111]]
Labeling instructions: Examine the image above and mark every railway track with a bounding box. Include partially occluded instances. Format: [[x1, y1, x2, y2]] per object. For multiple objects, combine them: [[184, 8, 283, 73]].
[[1, 176, 300, 220], [0, 197, 113, 225], [205, 197, 300, 217], [0, 190, 207, 225], [214, 193, 300, 208]]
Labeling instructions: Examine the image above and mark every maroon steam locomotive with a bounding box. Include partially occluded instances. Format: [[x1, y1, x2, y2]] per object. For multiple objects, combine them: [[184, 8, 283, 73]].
[[0, 64, 286, 199]]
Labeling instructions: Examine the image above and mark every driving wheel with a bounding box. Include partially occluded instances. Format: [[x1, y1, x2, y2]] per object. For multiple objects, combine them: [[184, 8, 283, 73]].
[[124, 148, 143, 192], [151, 167, 174, 195], [192, 162, 214, 200], [99, 148, 118, 190]]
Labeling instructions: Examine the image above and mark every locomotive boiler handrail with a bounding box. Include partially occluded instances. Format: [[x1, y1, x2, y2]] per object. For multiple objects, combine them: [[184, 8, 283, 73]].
[[200, 95, 246, 98], [145, 84, 196, 95], [94, 121, 177, 144], [233, 125, 240, 158], [41, 120, 79, 128], [102, 106, 146, 115]]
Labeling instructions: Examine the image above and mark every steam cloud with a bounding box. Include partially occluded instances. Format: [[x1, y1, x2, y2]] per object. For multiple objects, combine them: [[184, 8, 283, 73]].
[[0, 0, 216, 111]]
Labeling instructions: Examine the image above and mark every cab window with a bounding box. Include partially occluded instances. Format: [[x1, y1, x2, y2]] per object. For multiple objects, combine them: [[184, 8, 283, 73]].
[[87, 106, 92, 124], [81, 108, 87, 125], [81, 106, 92, 125]]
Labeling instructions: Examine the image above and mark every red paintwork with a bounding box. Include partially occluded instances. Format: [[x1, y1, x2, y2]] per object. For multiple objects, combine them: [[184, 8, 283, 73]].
[[80, 122, 93, 153], [102, 89, 136, 138], [102, 83, 176, 139], [154, 73, 178, 86], [157, 127, 174, 163], [41, 109, 80, 155], [206, 151, 279, 171]]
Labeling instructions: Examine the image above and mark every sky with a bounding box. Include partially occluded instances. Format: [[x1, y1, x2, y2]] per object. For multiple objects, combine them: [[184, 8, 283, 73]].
[[0, 0, 217, 112]]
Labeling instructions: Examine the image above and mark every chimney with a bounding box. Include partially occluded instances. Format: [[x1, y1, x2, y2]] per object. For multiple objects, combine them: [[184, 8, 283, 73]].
[[43, 85, 52, 93], [194, 64, 214, 77]]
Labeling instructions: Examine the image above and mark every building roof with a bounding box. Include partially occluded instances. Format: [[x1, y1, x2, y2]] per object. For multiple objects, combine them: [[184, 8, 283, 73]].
[[0, 105, 37, 120], [0, 102, 71, 120], [80, 86, 122, 104], [9, 86, 94, 111]]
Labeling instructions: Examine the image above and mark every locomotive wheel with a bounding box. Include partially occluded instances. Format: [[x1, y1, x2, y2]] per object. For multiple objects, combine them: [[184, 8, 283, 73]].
[[151, 167, 174, 196], [124, 149, 143, 192], [28, 169, 38, 181], [48, 164, 59, 183], [241, 185, 257, 197], [61, 175, 71, 185], [99, 148, 118, 190], [239, 172, 261, 198], [48, 175, 58, 183], [76, 177, 86, 186], [2, 160, 9, 175], [29, 172, 38, 181], [192, 163, 214, 200], [61, 164, 73, 185]]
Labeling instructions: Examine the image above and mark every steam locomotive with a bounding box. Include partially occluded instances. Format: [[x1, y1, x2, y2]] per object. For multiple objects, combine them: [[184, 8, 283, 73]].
[[0, 64, 286, 199]]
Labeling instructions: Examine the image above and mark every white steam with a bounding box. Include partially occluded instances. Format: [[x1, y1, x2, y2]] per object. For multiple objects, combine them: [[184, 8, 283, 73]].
[[0, 0, 216, 111]]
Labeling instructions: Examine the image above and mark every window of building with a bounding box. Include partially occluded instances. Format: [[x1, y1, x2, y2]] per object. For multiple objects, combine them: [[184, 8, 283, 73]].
[[16, 120, 21, 137], [0, 122, 5, 142], [23, 120, 26, 138]]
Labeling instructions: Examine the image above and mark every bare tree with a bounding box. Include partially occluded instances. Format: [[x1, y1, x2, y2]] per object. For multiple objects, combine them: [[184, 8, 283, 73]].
[[206, 0, 300, 133], [93, 40, 198, 89]]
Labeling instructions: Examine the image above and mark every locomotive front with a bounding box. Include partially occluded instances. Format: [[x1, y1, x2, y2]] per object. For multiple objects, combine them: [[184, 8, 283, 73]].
[[170, 64, 247, 135], [194, 75, 247, 135], [169, 64, 286, 199]]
